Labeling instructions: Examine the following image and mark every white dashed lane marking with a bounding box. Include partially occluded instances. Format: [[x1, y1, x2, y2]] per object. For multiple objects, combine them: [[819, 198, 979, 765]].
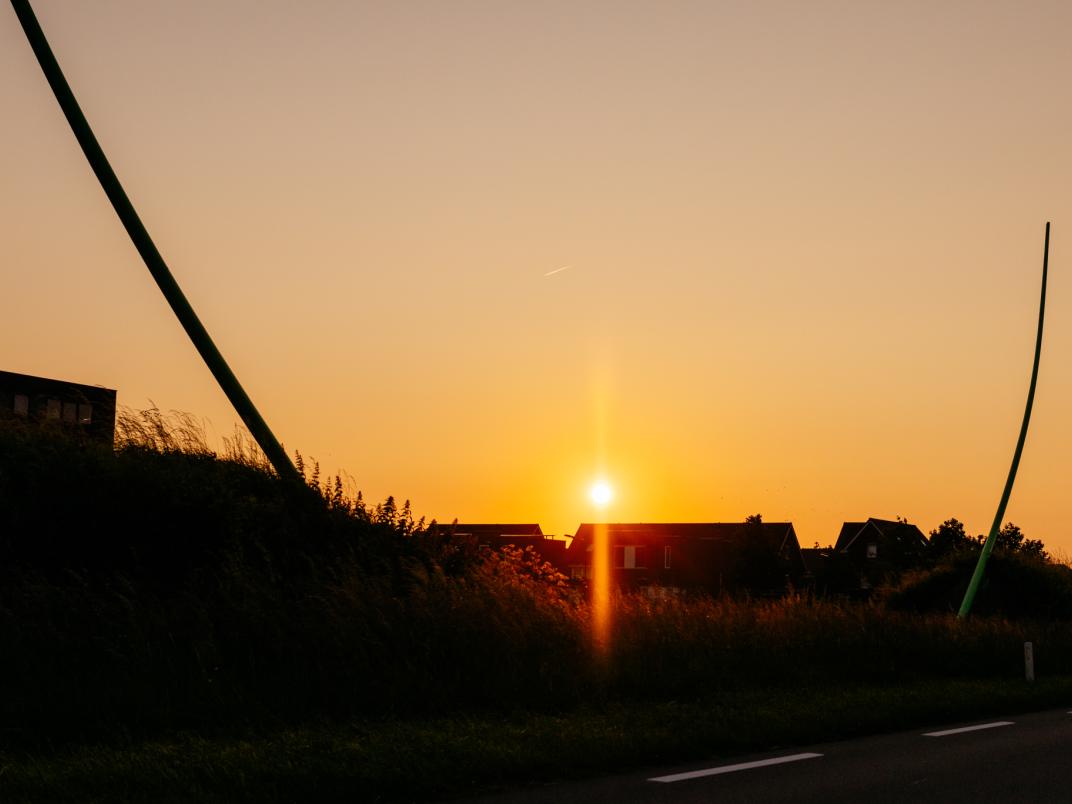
[[648, 718, 1028, 785], [923, 721, 1015, 737], [649, 752, 823, 783]]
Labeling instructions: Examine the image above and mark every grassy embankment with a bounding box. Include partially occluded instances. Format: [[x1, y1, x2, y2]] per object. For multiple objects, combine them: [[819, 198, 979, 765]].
[[2, 412, 1071, 802]]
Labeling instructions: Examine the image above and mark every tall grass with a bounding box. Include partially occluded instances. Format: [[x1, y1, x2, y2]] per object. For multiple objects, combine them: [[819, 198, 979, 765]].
[[3, 413, 1072, 751]]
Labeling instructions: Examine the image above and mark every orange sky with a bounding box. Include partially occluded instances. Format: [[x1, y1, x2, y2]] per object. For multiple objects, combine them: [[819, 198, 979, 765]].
[[3, 1, 1071, 549]]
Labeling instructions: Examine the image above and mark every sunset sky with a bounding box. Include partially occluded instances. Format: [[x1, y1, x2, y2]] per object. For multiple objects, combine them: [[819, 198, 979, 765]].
[[3, 1, 1071, 549]]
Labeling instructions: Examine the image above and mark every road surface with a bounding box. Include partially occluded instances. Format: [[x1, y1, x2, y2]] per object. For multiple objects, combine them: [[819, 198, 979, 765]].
[[467, 706, 1072, 803]]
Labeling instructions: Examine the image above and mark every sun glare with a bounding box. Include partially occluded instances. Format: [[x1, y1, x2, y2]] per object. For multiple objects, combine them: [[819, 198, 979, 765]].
[[590, 480, 613, 507]]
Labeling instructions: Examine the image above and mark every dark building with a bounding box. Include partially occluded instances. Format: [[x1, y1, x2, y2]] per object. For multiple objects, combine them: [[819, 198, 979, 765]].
[[0, 370, 117, 445], [565, 521, 806, 596], [828, 517, 929, 593], [800, 546, 832, 587], [440, 523, 568, 570]]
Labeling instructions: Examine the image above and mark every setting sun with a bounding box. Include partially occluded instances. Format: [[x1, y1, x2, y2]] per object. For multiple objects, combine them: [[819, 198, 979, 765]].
[[590, 480, 614, 508]]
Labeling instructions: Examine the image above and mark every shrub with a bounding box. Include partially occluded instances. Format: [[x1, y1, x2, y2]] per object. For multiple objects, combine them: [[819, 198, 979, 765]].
[[886, 551, 1072, 620]]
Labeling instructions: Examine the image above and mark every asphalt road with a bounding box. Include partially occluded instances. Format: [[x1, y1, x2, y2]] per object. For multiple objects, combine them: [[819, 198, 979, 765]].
[[467, 706, 1072, 803]]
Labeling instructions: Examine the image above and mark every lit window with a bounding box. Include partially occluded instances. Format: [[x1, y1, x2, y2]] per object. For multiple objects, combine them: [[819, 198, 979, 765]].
[[866, 543, 878, 559], [664, 545, 672, 569], [78, 403, 93, 424], [46, 399, 61, 419], [615, 546, 640, 569], [13, 394, 29, 416], [62, 402, 77, 423]]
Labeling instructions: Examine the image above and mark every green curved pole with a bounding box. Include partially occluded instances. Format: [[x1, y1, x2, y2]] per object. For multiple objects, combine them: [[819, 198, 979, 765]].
[[958, 222, 1050, 618], [10, 0, 299, 482]]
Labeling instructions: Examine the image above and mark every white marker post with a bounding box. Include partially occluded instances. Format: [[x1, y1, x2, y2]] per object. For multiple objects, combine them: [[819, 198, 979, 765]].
[[1024, 641, 1035, 682]]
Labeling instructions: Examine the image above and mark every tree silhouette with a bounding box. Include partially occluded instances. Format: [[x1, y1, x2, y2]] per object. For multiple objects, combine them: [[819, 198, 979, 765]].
[[929, 518, 1048, 562], [995, 522, 1047, 560], [928, 518, 975, 557]]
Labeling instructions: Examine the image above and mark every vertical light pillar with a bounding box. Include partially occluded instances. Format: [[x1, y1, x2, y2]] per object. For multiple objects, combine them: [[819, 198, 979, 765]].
[[589, 479, 614, 656], [592, 521, 612, 655]]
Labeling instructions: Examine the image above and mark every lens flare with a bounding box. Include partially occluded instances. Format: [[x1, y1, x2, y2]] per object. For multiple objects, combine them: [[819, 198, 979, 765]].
[[592, 521, 611, 655], [588, 481, 614, 656]]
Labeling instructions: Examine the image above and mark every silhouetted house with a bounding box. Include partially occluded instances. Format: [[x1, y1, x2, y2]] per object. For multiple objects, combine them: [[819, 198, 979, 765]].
[[0, 370, 116, 445], [444, 523, 567, 570], [831, 517, 929, 593], [565, 521, 805, 596], [800, 546, 831, 585]]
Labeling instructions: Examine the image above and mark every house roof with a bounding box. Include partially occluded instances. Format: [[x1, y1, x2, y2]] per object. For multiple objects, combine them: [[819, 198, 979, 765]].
[[568, 522, 799, 554], [0, 369, 116, 399], [835, 518, 928, 552], [834, 522, 868, 551], [443, 523, 544, 538]]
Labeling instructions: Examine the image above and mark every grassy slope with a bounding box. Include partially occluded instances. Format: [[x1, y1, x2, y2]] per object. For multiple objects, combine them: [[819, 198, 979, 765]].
[[4, 678, 1072, 803], [4, 418, 1072, 801]]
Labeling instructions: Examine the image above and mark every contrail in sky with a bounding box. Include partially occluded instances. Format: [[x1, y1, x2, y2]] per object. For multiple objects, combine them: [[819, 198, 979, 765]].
[[544, 265, 572, 277]]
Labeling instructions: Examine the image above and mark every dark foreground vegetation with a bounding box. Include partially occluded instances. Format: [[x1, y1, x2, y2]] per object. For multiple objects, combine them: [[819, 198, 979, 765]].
[[3, 413, 1072, 802]]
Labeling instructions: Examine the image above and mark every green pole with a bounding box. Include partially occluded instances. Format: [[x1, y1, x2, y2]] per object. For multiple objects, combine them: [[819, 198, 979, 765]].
[[958, 222, 1050, 618], [10, 0, 299, 482]]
